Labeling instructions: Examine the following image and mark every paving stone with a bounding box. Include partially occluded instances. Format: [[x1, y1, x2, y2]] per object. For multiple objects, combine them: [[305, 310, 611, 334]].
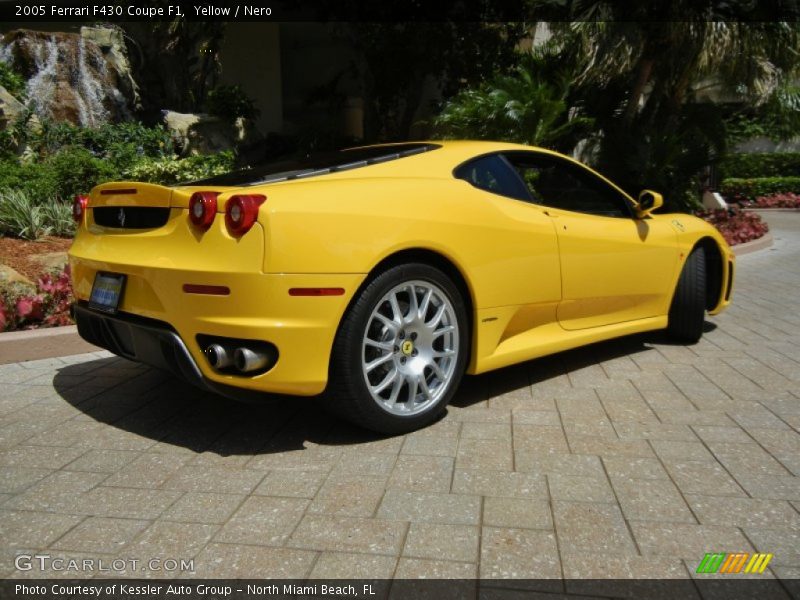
[[734, 474, 800, 501], [254, 469, 327, 498], [0, 446, 84, 470], [51, 516, 149, 553], [395, 557, 476, 578], [482, 496, 552, 530], [480, 527, 561, 579], [630, 521, 754, 557], [215, 495, 308, 546], [686, 495, 800, 530], [103, 452, 190, 488], [307, 475, 386, 517], [161, 492, 246, 524], [0, 466, 53, 494], [567, 436, 655, 458], [402, 522, 479, 562], [514, 453, 605, 478], [602, 456, 669, 481], [611, 478, 695, 523], [377, 490, 480, 525], [401, 433, 459, 457], [0, 510, 83, 547], [78, 486, 183, 519], [162, 465, 265, 494], [552, 501, 637, 556], [309, 552, 397, 579], [650, 440, 716, 462], [548, 474, 615, 503], [456, 437, 513, 471], [663, 460, 746, 497], [329, 452, 397, 477], [194, 543, 316, 577], [741, 528, 800, 567], [387, 455, 454, 492], [288, 515, 407, 555], [62, 449, 140, 473], [452, 469, 547, 499], [461, 421, 511, 440]]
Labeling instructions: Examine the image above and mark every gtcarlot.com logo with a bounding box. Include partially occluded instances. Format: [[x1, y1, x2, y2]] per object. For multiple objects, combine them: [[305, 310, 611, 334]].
[[696, 552, 773, 574], [14, 554, 194, 573]]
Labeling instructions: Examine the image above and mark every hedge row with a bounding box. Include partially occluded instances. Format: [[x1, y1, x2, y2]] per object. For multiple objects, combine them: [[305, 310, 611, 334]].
[[719, 152, 800, 179], [720, 177, 800, 201]]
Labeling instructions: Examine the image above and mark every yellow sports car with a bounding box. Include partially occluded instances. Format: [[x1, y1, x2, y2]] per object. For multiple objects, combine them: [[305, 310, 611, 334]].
[[69, 141, 734, 433]]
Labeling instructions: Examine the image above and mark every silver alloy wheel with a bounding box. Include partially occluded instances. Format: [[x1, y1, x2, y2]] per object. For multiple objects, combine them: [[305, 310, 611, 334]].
[[361, 279, 459, 416]]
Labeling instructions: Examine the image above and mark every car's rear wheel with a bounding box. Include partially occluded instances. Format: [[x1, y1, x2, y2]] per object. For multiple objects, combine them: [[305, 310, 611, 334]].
[[666, 246, 707, 343], [326, 263, 469, 434]]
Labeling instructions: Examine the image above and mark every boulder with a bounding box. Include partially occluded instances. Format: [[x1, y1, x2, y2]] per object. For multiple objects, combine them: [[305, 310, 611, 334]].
[[0, 265, 33, 288], [0, 83, 24, 130], [162, 110, 262, 156]]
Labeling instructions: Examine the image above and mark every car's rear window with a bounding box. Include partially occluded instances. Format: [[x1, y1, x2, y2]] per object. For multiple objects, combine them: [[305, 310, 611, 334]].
[[185, 143, 441, 187]]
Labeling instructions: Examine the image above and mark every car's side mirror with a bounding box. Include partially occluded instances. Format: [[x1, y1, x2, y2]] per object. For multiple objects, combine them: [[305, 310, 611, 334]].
[[636, 190, 663, 218]]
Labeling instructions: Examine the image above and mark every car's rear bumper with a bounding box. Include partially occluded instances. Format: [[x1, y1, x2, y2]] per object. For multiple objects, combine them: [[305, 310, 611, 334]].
[[73, 303, 265, 401], [70, 242, 364, 396]]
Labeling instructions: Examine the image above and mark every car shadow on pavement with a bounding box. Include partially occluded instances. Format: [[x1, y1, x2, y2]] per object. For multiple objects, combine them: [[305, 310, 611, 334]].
[[51, 323, 714, 455]]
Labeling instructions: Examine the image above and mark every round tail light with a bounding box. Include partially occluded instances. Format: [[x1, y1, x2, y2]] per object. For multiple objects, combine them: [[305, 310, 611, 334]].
[[225, 195, 266, 236], [188, 191, 219, 230], [72, 195, 88, 224]]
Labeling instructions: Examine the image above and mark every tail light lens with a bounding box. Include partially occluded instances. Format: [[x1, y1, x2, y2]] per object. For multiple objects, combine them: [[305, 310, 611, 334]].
[[189, 191, 219, 231], [225, 194, 266, 236], [72, 194, 88, 224]]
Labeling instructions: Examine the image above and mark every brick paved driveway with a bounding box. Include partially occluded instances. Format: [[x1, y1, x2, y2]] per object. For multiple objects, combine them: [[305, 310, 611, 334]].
[[1, 212, 799, 585]]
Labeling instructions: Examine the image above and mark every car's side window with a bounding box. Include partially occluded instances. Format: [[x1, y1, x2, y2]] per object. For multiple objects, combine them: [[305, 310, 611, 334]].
[[454, 154, 531, 202], [503, 152, 633, 218]]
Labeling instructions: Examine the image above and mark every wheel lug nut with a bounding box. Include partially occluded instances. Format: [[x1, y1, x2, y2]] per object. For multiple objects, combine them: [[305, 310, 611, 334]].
[[400, 357, 406, 364], [393, 345, 399, 353], [399, 331, 405, 339], [411, 332, 417, 340]]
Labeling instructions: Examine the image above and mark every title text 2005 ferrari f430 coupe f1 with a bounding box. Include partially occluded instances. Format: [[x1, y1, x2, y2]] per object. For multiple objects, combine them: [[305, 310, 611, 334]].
[[69, 141, 734, 433]]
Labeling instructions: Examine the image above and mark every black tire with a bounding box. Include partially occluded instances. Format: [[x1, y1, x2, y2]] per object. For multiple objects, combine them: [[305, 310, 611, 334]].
[[666, 246, 707, 343], [325, 263, 469, 434]]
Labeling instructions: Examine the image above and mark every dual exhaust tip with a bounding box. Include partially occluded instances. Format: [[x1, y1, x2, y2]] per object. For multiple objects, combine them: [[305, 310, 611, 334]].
[[205, 343, 272, 374]]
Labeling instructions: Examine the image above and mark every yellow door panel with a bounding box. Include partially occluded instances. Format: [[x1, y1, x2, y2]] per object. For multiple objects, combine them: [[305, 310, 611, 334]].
[[550, 209, 679, 329]]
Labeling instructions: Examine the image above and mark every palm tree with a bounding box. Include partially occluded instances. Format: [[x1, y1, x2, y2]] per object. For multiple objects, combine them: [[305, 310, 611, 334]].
[[547, 15, 800, 208]]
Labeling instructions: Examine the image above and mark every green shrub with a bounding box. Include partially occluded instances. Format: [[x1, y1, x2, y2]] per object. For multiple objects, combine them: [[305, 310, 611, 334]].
[[719, 153, 800, 179], [28, 121, 175, 162], [43, 147, 120, 200], [720, 176, 800, 201], [125, 151, 236, 185], [0, 189, 52, 240]]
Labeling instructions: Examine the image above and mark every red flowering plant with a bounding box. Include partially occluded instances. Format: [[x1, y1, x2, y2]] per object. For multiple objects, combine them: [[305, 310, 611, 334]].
[[0, 264, 74, 332], [743, 193, 800, 209], [696, 207, 769, 246]]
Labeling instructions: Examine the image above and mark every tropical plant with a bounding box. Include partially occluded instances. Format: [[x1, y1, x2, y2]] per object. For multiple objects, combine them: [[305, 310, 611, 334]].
[[126, 151, 236, 185], [434, 50, 594, 151], [0, 189, 51, 240]]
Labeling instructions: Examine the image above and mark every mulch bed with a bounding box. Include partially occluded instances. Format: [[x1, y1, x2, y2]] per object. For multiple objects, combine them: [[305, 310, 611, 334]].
[[0, 236, 72, 281]]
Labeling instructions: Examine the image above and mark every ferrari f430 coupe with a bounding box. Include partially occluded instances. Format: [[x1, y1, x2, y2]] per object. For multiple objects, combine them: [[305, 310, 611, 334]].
[[69, 141, 734, 433]]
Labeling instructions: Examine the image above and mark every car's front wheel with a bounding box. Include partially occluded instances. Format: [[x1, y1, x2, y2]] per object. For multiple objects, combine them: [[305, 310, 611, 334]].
[[326, 263, 469, 434], [666, 246, 707, 343]]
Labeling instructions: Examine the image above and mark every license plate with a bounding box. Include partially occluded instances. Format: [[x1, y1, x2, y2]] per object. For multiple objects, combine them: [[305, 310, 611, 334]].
[[89, 272, 126, 313]]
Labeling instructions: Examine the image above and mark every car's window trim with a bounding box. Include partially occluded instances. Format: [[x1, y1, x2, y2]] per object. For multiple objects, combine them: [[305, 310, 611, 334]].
[[502, 150, 637, 219]]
